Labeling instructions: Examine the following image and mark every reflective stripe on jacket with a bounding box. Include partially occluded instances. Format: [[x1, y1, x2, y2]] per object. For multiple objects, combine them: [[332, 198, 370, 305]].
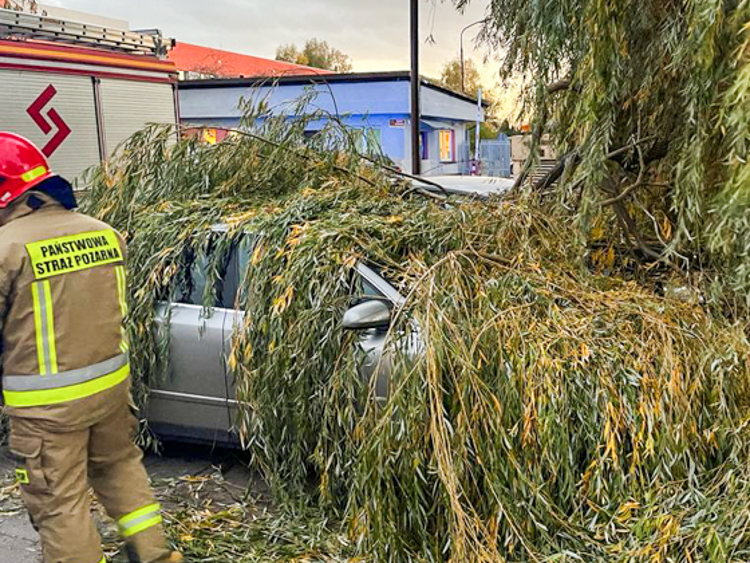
[[3, 352, 130, 407], [0, 193, 131, 429]]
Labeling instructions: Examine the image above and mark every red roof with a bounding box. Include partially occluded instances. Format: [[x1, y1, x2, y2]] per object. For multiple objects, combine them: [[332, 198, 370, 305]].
[[168, 42, 331, 78]]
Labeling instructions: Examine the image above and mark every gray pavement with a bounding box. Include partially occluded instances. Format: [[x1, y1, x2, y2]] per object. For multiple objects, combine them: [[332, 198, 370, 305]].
[[0, 514, 40, 563], [0, 443, 40, 563], [0, 442, 259, 563]]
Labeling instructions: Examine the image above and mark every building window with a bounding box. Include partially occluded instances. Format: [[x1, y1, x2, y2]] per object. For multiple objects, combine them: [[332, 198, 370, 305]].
[[346, 128, 382, 152], [420, 131, 429, 160], [439, 130, 456, 163], [363, 127, 382, 151]]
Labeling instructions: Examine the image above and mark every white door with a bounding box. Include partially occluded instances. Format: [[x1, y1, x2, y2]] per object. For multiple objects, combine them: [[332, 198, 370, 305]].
[[99, 79, 176, 156], [0, 70, 100, 184]]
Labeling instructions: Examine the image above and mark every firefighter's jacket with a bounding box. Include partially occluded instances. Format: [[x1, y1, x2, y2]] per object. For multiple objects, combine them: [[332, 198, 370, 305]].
[[0, 192, 130, 431]]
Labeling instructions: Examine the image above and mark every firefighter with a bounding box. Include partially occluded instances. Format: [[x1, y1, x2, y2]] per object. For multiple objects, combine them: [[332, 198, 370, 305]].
[[0, 132, 183, 563]]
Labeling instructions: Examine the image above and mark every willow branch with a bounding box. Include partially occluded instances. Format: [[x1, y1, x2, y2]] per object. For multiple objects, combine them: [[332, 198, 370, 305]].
[[533, 151, 580, 191], [200, 125, 451, 197], [547, 80, 572, 94], [600, 144, 646, 205], [605, 135, 657, 161], [611, 199, 663, 261]]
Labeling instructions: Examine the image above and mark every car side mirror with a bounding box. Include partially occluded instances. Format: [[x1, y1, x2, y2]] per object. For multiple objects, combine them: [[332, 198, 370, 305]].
[[343, 300, 392, 330]]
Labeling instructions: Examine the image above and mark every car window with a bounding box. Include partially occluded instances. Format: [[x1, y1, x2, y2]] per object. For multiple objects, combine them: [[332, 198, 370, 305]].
[[177, 254, 211, 306], [202, 234, 257, 309], [175, 246, 233, 308], [235, 235, 255, 285], [361, 277, 385, 299], [176, 232, 397, 311], [232, 236, 388, 309], [357, 263, 405, 306]]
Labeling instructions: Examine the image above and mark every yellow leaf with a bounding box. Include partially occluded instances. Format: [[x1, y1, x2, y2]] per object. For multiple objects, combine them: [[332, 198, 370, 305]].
[[590, 224, 605, 241], [580, 342, 592, 362], [251, 244, 264, 265], [271, 285, 295, 316], [660, 214, 673, 240], [605, 246, 615, 269], [289, 223, 307, 236]]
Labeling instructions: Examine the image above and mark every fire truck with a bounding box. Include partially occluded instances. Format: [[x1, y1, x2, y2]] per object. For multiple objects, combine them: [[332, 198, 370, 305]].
[[0, 7, 178, 184]]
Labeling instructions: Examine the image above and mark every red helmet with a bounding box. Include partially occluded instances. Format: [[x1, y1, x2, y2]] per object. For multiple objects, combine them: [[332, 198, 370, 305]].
[[0, 132, 55, 209]]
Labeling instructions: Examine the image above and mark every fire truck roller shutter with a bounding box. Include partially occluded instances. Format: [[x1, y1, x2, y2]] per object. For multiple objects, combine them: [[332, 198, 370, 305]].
[[0, 70, 100, 183], [99, 79, 177, 157]]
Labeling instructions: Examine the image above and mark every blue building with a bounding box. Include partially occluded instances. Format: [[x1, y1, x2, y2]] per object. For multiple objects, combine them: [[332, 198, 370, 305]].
[[178, 71, 486, 176]]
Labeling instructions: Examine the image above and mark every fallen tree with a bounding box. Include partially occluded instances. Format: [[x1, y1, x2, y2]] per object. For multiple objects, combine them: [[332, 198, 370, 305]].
[[78, 101, 750, 561]]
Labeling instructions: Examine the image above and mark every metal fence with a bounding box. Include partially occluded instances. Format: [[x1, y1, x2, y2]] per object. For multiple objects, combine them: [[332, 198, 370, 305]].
[[459, 142, 471, 175], [479, 134, 512, 177]]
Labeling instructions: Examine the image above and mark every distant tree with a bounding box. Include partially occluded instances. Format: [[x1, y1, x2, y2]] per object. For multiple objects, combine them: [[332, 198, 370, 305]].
[[440, 57, 483, 100], [440, 57, 498, 144], [276, 38, 352, 73], [275, 44, 300, 64]]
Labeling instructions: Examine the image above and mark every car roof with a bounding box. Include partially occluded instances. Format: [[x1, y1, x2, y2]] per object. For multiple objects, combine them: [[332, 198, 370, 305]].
[[410, 175, 515, 199], [206, 176, 514, 236]]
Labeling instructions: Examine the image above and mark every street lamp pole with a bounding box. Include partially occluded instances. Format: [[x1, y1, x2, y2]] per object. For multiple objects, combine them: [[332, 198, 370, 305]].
[[460, 18, 487, 94]]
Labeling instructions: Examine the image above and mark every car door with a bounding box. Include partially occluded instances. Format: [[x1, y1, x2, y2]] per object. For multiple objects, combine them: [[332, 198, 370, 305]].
[[221, 236, 256, 433], [355, 263, 405, 400], [221, 237, 252, 436], [148, 247, 236, 445], [148, 232, 406, 445], [225, 243, 401, 407]]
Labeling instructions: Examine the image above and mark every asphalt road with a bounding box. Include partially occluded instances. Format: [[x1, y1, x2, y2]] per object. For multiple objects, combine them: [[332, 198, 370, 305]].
[[0, 442, 256, 563]]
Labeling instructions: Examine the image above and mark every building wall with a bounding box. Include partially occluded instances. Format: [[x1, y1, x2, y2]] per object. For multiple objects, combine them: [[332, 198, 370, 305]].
[[184, 113, 471, 175], [406, 120, 470, 176], [179, 79, 483, 176], [510, 133, 557, 176], [180, 80, 484, 122], [180, 81, 409, 120]]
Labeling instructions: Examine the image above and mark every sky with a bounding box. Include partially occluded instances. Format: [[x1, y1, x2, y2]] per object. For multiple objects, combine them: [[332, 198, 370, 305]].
[[41, 0, 499, 86]]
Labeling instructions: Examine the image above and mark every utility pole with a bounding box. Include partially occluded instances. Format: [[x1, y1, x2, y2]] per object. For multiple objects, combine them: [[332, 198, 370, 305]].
[[410, 0, 421, 175]]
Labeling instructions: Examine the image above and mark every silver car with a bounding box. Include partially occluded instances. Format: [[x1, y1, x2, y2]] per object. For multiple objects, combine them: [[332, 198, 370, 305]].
[[146, 235, 402, 445], [146, 177, 512, 444]]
